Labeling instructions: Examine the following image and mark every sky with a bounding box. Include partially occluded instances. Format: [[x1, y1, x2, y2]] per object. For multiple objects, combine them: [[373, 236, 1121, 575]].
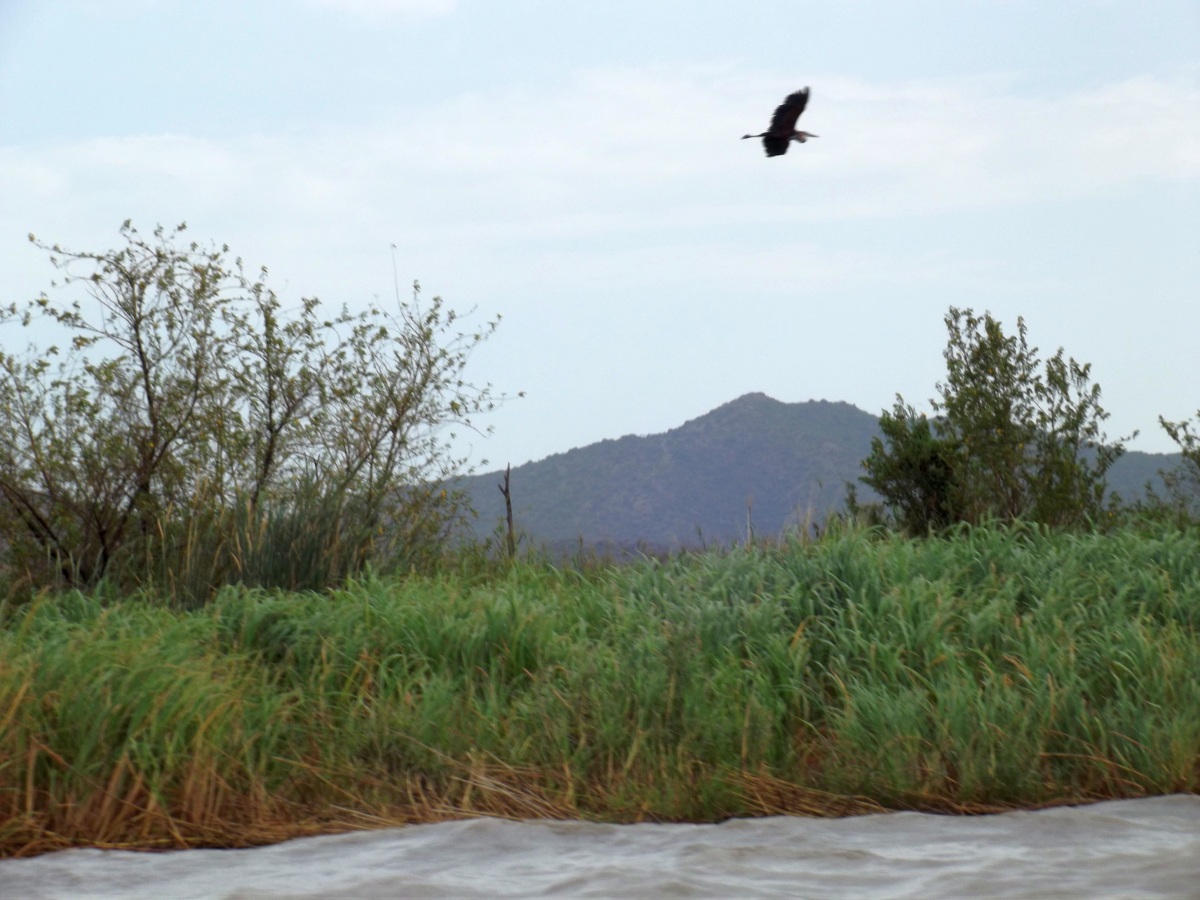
[[1, 0, 1198, 471]]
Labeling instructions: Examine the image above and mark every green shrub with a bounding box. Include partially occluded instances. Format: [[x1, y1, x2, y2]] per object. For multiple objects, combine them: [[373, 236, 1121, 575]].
[[861, 308, 1129, 532], [0, 222, 509, 602]]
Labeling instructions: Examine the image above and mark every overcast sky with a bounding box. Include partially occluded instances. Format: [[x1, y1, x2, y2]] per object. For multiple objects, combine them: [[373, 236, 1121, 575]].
[[2, 0, 1198, 470]]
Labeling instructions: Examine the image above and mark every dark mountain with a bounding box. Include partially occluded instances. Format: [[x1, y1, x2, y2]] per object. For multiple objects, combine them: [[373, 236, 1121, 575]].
[[456, 393, 1182, 548]]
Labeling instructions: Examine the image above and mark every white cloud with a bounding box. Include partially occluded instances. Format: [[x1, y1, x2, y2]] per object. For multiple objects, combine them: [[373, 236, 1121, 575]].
[[360, 67, 1200, 224], [5, 66, 1199, 315], [9, 67, 1199, 226]]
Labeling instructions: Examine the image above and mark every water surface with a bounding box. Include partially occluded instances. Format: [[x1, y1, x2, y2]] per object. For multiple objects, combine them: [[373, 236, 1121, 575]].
[[2, 796, 1197, 898]]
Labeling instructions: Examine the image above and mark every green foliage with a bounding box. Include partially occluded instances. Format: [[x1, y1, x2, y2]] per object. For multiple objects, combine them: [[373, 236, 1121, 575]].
[[861, 307, 1129, 532], [0, 221, 504, 601], [1153, 411, 1200, 519], [854, 399, 958, 532]]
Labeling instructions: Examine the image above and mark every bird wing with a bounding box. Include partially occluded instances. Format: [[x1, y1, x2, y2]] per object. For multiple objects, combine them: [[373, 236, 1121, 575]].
[[762, 135, 790, 157], [767, 87, 809, 134]]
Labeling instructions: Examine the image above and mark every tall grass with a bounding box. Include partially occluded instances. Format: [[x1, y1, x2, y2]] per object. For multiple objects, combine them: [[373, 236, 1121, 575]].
[[2, 520, 1199, 855]]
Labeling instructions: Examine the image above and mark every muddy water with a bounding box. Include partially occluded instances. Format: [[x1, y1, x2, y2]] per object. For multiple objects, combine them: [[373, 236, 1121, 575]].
[[2, 796, 1197, 898]]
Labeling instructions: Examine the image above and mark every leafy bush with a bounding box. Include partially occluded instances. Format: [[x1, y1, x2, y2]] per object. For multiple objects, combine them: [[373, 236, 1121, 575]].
[[860, 307, 1129, 532], [0, 222, 508, 601], [1146, 411, 1200, 521]]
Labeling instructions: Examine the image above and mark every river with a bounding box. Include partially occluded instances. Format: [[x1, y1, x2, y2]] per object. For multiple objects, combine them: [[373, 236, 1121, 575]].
[[1, 796, 1197, 898]]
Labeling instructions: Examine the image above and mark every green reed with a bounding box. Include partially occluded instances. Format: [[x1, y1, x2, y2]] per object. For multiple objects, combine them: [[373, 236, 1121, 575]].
[[2, 520, 1198, 854]]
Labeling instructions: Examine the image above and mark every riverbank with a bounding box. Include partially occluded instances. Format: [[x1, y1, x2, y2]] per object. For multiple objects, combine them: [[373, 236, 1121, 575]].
[[2, 522, 1198, 857]]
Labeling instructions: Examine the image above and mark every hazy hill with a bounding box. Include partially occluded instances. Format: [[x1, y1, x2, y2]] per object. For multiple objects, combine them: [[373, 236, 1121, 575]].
[[456, 393, 1182, 548]]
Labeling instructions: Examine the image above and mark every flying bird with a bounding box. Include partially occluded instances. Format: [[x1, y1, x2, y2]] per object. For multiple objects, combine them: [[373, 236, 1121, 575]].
[[742, 88, 818, 157]]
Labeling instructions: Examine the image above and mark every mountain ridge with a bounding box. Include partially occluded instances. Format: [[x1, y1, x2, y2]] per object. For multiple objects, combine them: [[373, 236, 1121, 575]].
[[456, 393, 1181, 547]]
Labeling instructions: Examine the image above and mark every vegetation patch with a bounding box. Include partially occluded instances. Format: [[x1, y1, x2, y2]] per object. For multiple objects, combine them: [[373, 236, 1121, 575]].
[[2, 521, 1198, 856], [2, 223, 1197, 859]]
